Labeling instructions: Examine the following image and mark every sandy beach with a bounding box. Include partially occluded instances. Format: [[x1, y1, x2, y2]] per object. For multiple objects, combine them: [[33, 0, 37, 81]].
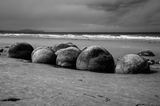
[[0, 36, 160, 106]]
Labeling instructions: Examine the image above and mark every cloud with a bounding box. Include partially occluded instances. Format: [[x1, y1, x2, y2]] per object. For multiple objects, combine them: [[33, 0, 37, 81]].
[[0, 0, 160, 32], [87, 0, 160, 27], [0, 0, 108, 31], [87, 0, 148, 12]]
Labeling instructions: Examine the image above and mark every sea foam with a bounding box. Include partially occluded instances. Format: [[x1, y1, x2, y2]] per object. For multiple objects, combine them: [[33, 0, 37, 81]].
[[0, 33, 160, 40]]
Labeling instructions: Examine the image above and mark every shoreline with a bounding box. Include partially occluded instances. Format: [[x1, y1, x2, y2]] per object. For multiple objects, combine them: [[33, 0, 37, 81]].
[[1, 33, 160, 41]]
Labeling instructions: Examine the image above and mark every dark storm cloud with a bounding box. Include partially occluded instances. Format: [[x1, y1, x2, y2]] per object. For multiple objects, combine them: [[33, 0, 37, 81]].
[[87, 0, 160, 28], [87, 0, 148, 12], [0, 0, 159, 32]]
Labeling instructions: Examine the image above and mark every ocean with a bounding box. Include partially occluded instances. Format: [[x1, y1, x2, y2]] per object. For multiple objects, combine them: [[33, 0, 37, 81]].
[[0, 33, 160, 40]]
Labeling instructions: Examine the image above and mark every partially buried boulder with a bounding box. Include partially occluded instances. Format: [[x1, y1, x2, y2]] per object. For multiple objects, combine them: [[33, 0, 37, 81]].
[[53, 42, 78, 52], [8, 42, 33, 60], [137, 50, 155, 56], [76, 46, 115, 73], [115, 54, 150, 74], [32, 47, 56, 64], [55, 47, 81, 68]]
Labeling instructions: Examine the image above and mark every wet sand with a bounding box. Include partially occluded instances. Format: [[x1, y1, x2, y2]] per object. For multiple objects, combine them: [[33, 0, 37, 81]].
[[0, 37, 160, 106]]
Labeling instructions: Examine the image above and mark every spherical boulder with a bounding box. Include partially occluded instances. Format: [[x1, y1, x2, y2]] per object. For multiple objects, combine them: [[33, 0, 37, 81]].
[[137, 50, 155, 56], [32, 47, 56, 64], [55, 47, 81, 68], [53, 42, 78, 52], [115, 54, 150, 74], [76, 46, 115, 73], [8, 42, 34, 60]]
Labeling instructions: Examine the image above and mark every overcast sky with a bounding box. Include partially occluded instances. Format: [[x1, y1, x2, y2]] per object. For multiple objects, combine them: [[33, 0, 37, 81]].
[[0, 0, 160, 32]]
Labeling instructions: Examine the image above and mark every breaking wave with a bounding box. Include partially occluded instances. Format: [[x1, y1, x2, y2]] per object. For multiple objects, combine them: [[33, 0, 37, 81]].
[[0, 33, 160, 40]]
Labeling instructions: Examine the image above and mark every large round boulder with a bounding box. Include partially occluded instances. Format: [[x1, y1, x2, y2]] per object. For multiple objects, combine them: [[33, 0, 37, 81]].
[[115, 54, 150, 74], [55, 47, 81, 68], [53, 42, 78, 52], [76, 46, 115, 73], [32, 47, 56, 64], [8, 42, 34, 60], [137, 50, 155, 56]]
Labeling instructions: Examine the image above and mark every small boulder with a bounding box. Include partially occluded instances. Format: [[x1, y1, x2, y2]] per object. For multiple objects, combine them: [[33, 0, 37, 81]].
[[8, 42, 34, 60], [0, 48, 3, 52], [55, 47, 81, 68], [76, 46, 115, 73], [32, 47, 56, 64], [137, 50, 155, 56], [147, 59, 155, 65], [115, 54, 150, 74], [53, 42, 78, 52], [155, 60, 160, 64]]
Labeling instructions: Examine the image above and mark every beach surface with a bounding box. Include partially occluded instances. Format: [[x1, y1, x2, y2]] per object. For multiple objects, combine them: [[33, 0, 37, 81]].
[[0, 36, 160, 106]]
